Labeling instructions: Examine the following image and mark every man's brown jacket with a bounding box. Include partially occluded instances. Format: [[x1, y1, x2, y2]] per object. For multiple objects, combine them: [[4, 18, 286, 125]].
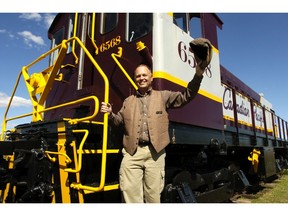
[[110, 74, 203, 155]]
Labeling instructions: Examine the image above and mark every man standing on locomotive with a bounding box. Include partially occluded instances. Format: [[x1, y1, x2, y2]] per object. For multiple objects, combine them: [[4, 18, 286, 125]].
[[100, 38, 212, 203]]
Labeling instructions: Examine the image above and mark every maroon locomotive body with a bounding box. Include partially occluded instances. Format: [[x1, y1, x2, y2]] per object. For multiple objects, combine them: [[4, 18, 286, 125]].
[[0, 13, 287, 203]]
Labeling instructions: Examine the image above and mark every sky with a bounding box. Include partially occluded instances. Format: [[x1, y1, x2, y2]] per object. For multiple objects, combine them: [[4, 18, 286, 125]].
[[0, 10, 288, 133], [217, 13, 288, 122], [0, 13, 57, 131]]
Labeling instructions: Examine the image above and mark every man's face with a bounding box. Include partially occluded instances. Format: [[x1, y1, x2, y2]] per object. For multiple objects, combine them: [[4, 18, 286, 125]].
[[134, 65, 153, 92]]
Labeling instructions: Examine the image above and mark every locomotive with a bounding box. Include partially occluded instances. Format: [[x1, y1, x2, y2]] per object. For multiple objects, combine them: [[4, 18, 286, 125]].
[[0, 13, 287, 203]]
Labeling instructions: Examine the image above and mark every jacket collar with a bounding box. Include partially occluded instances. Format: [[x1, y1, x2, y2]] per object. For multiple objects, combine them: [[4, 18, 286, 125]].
[[136, 87, 152, 97]]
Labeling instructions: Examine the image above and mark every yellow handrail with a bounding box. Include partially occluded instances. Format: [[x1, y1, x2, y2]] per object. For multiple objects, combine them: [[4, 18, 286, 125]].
[[1, 95, 99, 141], [22, 39, 68, 122], [1, 35, 111, 193], [71, 13, 79, 64], [90, 13, 99, 55], [2, 36, 107, 130], [64, 129, 89, 173], [111, 47, 138, 90], [70, 181, 119, 193], [45, 150, 72, 164], [68, 36, 110, 192], [46, 96, 100, 124]]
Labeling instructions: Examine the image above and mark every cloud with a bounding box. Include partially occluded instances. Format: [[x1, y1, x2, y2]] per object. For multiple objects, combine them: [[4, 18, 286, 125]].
[[8, 33, 15, 39], [18, 30, 45, 47], [19, 13, 42, 22], [1, 14, 56, 48], [19, 13, 56, 28], [0, 92, 31, 108], [1, 29, 15, 40], [16, 13, 56, 47]]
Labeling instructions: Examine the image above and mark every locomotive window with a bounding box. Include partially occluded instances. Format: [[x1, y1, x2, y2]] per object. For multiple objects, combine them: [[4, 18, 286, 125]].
[[52, 28, 65, 47], [67, 14, 74, 53], [101, 13, 118, 34], [189, 14, 202, 38], [127, 13, 152, 42], [49, 27, 64, 66], [173, 13, 188, 33]]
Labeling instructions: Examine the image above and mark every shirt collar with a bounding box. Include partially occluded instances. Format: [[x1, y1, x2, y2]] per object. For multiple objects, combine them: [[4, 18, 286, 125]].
[[136, 87, 152, 97]]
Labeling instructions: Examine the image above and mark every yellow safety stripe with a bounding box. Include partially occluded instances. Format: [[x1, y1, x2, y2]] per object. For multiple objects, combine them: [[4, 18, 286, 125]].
[[153, 71, 222, 103]]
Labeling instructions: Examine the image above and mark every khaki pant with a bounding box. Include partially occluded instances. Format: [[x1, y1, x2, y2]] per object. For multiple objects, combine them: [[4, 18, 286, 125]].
[[119, 145, 166, 203]]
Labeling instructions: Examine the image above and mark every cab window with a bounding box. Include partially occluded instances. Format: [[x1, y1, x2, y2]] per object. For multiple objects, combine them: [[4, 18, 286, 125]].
[[67, 13, 76, 53], [100, 13, 118, 34], [49, 27, 64, 66], [127, 13, 152, 42], [189, 13, 202, 39], [52, 28, 64, 47], [173, 13, 202, 38], [173, 13, 188, 33]]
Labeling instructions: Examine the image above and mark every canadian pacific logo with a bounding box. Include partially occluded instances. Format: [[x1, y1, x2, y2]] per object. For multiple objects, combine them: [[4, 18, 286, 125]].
[[223, 87, 264, 126], [223, 87, 250, 117]]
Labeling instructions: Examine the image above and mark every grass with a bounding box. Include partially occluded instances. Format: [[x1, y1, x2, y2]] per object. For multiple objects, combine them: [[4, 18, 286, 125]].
[[232, 170, 288, 203], [251, 170, 288, 203]]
